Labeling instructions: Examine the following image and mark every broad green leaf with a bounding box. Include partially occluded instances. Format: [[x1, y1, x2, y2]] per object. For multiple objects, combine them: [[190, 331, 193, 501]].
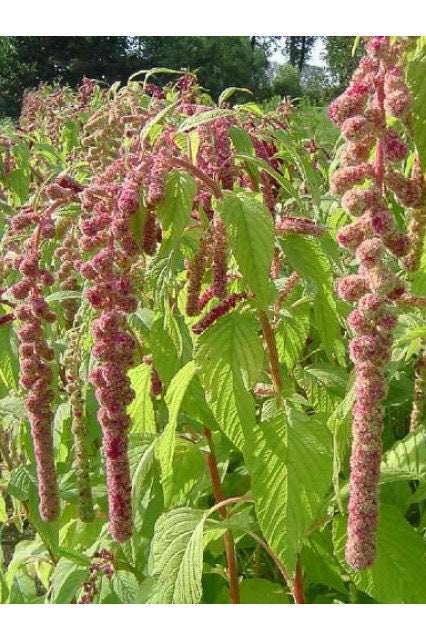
[[167, 440, 207, 508], [150, 308, 185, 385], [157, 169, 196, 238], [150, 170, 197, 302], [0, 322, 19, 390], [294, 365, 347, 414], [380, 430, 426, 482], [178, 108, 234, 132], [219, 192, 274, 308], [408, 48, 426, 170], [333, 506, 426, 604], [279, 235, 343, 363], [195, 311, 263, 449], [50, 558, 87, 604], [9, 573, 40, 604], [240, 578, 291, 604], [131, 438, 155, 512], [279, 235, 332, 288], [218, 87, 252, 106], [0, 396, 27, 421], [234, 153, 302, 205], [155, 361, 197, 506], [128, 363, 156, 433], [245, 408, 333, 573], [229, 125, 259, 188], [327, 374, 355, 508], [112, 571, 142, 604], [275, 300, 310, 369], [0, 494, 7, 523], [148, 507, 205, 604], [301, 529, 347, 595], [8, 169, 30, 205]]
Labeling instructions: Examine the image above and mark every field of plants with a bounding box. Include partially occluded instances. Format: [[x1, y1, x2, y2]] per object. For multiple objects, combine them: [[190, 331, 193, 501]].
[[1, 35, 426, 605]]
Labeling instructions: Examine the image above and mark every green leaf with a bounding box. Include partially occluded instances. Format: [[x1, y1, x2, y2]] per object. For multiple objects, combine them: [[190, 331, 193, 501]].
[[128, 363, 156, 434], [112, 571, 142, 604], [45, 290, 82, 304], [333, 506, 426, 603], [0, 396, 27, 421], [150, 170, 196, 301], [219, 192, 274, 308], [294, 365, 347, 414], [155, 361, 197, 506], [275, 300, 310, 370], [408, 48, 426, 169], [131, 438, 155, 511], [9, 573, 39, 604], [150, 307, 186, 385], [178, 107, 234, 132], [234, 153, 302, 205], [240, 578, 291, 604], [279, 235, 343, 362], [301, 529, 347, 595], [157, 169, 196, 238], [229, 125, 259, 188], [0, 322, 19, 390], [380, 430, 426, 482], [167, 440, 207, 508], [245, 408, 333, 573], [195, 311, 263, 449], [50, 558, 87, 604], [0, 494, 7, 523], [218, 87, 252, 106], [148, 507, 205, 604], [8, 169, 30, 205]]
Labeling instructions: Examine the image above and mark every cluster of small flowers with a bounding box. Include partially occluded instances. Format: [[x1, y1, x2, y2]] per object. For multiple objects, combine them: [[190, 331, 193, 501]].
[[142, 355, 163, 397], [80, 156, 144, 542], [246, 124, 282, 216], [192, 292, 247, 335], [55, 229, 81, 328], [8, 250, 59, 521], [185, 232, 210, 316], [78, 549, 114, 604], [273, 271, 301, 322], [63, 329, 94, 522], [275, 216, 325, 237], [212, 216, 228, 299], [329, 37, 421, 571]]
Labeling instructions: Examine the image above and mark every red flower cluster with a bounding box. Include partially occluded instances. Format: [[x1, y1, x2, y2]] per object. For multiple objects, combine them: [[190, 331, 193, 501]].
[[329, 36, 423, 570]]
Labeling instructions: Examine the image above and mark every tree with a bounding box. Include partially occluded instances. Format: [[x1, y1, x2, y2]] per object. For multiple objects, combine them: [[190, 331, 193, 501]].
[[0, 36, 272, 117], [0, 37, 135, 117], [322, 36, 363, 90], [285, 37, 317, 72], [129, 37, 270, 100], [271, 63, 302, 98]]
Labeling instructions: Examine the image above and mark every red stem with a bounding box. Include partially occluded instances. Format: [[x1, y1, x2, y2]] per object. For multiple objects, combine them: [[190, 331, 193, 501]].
[[374, 65, 386, 193], [203, 427, 240, 604], [0, 313, 14, 325], [293, 557, 306, 604], [171, 157, 223, 200]]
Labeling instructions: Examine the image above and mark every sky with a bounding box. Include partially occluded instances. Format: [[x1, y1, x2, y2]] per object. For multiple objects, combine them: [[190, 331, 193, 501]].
[[271, 37, 326, 68]]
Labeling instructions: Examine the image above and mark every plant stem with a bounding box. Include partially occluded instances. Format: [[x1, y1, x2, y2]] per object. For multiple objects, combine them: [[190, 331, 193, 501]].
[[171, 157, 223, 200], [258, 310, 283, 394], [293, 557, 305, 604], [203, 427, 240, 604], [0, 425, 14, 471]]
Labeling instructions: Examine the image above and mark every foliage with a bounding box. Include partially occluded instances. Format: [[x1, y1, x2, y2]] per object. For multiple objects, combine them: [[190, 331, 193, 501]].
[[0, 37, 426, 605], [271, 64, 302, 99]]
